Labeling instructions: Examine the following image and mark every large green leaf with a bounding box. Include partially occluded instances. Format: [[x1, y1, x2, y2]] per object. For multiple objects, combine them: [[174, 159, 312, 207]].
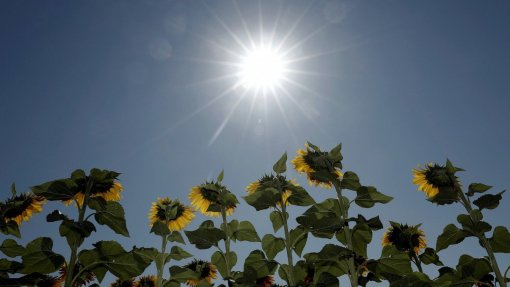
[[457, 214, 491, 236], [0, 239, 25, 257], [389, 272, 435, 287], [243, 250, 278, 280], [489, 226, 510, 253], [297, 198, 343, 238], [211, 251, 237, 278], [419, 248, 443, 266], [31, 179, 79, 201], [0, 220, 21, 238], [376, 253, 413, 280], [436, 224, 467, 252], [341, 171, 361, 191], [59, 219, 96, 247], [351, 223, 372, 257], [467, 183, 492, 196], [287, 185, 315, 206], [290, 227, 308, 256], [354, 186, 393, 208], [269, 210, 287, 232], [261, 234, 285, 260], [169, 266, 200, 283], [185, 222, 226, 249], [168, 231, 185, 244], [150, 221, 170, 236], [232, 221, 260, 242], [167, 246, 192, 261], [20, 237, 65, 274], [243, 188, 280, 210], [88, 198, 129, 237], [473, 191, 505, 210], [273, 152, 287, 174]]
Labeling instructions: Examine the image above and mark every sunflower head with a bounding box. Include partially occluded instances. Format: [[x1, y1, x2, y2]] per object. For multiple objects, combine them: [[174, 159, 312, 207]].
[[413, 162, 460, 205], [135, 275, 157, 287], [255, 275, 274, 287], [1, 192, 46, 226], [291, 142, 343, 189], [183, 259, 218, 287], [189, 181, 238, 217], [246, 174, 297, 207], [110, 278, 135, 287], [382, 222, 427, 254], [149, 197, 194, 232], [33, 275, 64, 287]]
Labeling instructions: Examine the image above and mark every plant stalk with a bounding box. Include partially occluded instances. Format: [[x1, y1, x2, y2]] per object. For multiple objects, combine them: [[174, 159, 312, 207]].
[[221, 206, 232, 286], [156, 229, 168, 287], [334, 182, 358, 287], [281, 203, 295, 287], [452, 177, 507, 287]]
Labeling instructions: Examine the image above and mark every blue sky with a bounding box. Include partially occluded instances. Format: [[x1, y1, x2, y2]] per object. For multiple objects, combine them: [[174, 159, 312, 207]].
[[1, 0, 509, 285]]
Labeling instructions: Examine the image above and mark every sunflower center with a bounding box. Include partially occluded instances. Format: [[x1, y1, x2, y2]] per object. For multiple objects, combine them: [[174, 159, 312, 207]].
[[3, 195, 33, 219]]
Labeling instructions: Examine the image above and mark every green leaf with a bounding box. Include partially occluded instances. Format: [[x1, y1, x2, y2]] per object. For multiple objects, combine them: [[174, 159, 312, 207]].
[[473, 191, 505, 210], [0, 239, 25, 257], [46, 210, 68, 222], [89, 199, 129, 237], [290, 227, 308, 256], [457, 214, 492, 236], [10, 183, 16, 197], [31, 179, 79, 201], [167, 246, 192, 261], [169, 265, 200, 282], [243, 188, 280, 211], [389, 272, 435, 287], [20, 237, 65, 274], [168, 231, 185, 244], [261, 234, 285, 260], [59, 219, 96, 247], [185, 224, 226, 249], [341, 171, 361, 191], [232, 221, 260, 242], [217, 170, 224, 182], [0, 221, 21, 238], [329, 143, 343, 163], [269, 210, 287, 232], [297, 198, 343, 238], [489, 226, 510, 253], [350, 223, 372, 257], [436, 224, 467, 252], [355, 186, 393, 208], [0, 258, 23, 274], [211, 251, 237, 278], [150, 221, 170, 236], [287, 185, 315, 206], [224, 220, 238, 238], [467, 183, 492, 196], [243, 250, 278, 280], [419, 248, 443, 266], [376, 253, 413, 279], [273, 152, 288, 174]]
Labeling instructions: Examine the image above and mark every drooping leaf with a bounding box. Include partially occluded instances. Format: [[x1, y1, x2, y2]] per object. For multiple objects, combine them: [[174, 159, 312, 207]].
[[354, 186, 393, 208], [436, 224, 467, 252], [59, 219, 96, 247], [243, 250, 278, 280], [473, 191, 505, 210], [243, 188, 280, 211], [0, 239, 25, 258], [290, 227, 308, 256], [89, 198, 129, 237], [419, 248, 443, 266], [273, 152, 287, 174], [167, 246, 193, 261], [150, 221, 170, 236], [341, 171, 361, 191], [287, 185, 315, 206], [185, 223, 226, 249], [489, 226, 510, 253], [261, 234, 285, 260], [467, 183, 492, 197], [389, 272, 435, 287], [269, 210, 287, 232], [168, 231, 185, 244], [20, 237, 65, 274], [232, 221, 260, 242], [211, 251, 237, 278], [169, 266, 200, 282]]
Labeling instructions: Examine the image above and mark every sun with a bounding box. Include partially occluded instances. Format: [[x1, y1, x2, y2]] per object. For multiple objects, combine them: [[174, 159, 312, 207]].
[[237, 44, 286, 91]]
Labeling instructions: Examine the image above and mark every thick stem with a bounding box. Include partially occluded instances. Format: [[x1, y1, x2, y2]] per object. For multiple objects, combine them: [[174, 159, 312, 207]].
[[453, 178, 507, 287], [411, 252, 423, 273], [281, 204, 295, 287], [334, 183, 358, 287], [156, 231, 168, 287], [64, 180, 92, 287], [221, 207, 232, 282]]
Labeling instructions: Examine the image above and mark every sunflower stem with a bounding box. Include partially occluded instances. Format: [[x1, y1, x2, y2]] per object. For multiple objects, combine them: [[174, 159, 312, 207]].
[[221, 206, 232, 286], [411, 252, 423, 273], [156, 230, 168, 287], [334, 182, 358, 287], [281, 203, 295, 287], [64, 179, 93, 287], [453, 177, 507, 287]]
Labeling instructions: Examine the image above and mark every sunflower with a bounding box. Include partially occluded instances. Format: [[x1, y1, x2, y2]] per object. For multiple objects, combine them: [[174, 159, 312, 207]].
[[110, 278, 135, 287], [382, 223, 426, 254], [149, 197, 194, 231], [413, 163, 460, 204], [64, 181, 123, 207], [135, 275, 157, 287], [189, 184, 236, 217], [246, 175, 296, 206], [183, 260, 217, 287], [2, 193, 46, 226], [255, 275, 274, 287], [292, 144, 342, 189]]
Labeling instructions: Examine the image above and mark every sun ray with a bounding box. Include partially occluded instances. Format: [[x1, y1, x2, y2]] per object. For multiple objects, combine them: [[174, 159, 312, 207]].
[[208, 89, 249, 146], [280, 21, 331, 57], [274, 0, 315, 52], [271, 86, 300, 146], [233, 0, 256, 48]]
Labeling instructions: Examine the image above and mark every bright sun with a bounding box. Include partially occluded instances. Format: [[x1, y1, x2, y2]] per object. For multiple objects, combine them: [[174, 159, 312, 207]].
[[237, 44, 286, 91]]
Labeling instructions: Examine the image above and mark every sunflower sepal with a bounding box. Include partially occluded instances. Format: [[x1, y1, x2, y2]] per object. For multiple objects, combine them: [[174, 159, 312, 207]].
[[328, 143, 343, 163], [244, 187, 280, 211], [273, 152, 288, 174], [426, 187, 459, 205]]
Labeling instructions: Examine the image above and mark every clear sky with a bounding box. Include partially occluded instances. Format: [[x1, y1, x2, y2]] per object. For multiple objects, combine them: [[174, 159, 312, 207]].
[[1, 0, 509, 285]]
